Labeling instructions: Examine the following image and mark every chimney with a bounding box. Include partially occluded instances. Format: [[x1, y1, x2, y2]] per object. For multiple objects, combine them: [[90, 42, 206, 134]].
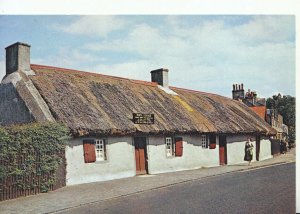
[[150, 68, 169, 87], [232, 83, 245, 100], [5, 42, 31, 76]]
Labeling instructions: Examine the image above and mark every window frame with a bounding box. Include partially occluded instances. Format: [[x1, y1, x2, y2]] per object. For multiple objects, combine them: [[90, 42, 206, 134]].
[[201, 135, 209, 149], [95, 139, 107, 162], [165, 137, 174, 157]]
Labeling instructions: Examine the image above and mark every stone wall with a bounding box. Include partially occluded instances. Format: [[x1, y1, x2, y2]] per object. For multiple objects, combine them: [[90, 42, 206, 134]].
[[0, 82, 34, 125]]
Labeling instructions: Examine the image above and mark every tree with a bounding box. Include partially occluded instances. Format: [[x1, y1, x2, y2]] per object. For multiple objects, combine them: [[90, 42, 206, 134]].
[[266, 93, 296, 143]]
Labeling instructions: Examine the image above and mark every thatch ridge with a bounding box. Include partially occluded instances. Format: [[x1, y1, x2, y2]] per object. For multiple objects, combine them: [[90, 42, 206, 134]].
[[28, 64, 276, 136]]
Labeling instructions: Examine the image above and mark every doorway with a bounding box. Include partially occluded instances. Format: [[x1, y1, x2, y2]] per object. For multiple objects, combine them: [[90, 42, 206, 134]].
[[219, 135, 227, 165], [134, 137, 148, 175], [256, 136, 260, 161]]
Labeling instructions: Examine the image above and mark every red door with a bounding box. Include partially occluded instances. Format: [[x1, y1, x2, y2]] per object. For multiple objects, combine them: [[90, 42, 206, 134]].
[[134, 137, 148, 175], [219, 136, 227, 165]]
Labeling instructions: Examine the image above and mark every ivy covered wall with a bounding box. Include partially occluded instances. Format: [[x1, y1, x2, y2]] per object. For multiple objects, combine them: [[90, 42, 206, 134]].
[[0, 122, 69, 200]]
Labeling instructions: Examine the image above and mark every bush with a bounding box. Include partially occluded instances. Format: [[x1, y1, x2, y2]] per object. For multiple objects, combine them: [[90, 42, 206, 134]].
[[0, 122, 69, 192]]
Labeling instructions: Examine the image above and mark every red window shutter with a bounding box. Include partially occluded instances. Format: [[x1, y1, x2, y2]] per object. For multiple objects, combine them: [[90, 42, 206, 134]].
[[209, 143, 216, 149], [175, 137, 183, 157], [83, 139, 96, 163], [209, 135, 216, 149]]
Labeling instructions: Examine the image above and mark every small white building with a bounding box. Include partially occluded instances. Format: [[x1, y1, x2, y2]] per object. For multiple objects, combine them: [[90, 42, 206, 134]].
[[0, 42, 276, 186]]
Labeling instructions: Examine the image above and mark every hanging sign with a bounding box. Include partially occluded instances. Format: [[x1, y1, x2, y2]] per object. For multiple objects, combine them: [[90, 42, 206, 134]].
[[133, 113, 154, 124]]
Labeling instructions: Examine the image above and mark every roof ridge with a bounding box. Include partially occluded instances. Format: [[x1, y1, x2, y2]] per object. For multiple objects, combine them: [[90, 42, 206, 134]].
[[30, 64, 227, 97], [30, 64, 158, 87], [170, 86, 221, 97]]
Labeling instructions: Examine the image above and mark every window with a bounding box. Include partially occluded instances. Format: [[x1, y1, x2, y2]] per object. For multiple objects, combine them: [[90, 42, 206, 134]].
[[166, 137, 183, 157], [83, 139, 107, 163], [201, 135, 209, 149], [166, 137, 173, 157], [95, 139, 106, 161]]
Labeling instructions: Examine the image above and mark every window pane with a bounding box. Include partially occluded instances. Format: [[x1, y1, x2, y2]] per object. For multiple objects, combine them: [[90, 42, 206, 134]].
[[166, 137, 173, 157], [95, 139, 106, 161], [201, 135, 207, 148]]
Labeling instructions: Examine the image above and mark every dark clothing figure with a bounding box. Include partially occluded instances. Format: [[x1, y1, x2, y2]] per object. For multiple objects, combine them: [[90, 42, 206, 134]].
[[280, 140, 286, 154], [244, 141, 254, 163], [288, 141, 292, 150]]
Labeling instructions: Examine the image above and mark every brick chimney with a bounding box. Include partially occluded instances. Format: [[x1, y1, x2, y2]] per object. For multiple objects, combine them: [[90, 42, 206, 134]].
[[150, 68, 169, 87], [232, 83, 244, 100], [5, 42, 31, 76]]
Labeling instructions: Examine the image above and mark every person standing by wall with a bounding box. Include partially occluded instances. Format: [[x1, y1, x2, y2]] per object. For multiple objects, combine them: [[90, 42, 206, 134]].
[[280, 139, 285, 154], [244, 138, 254, 165]]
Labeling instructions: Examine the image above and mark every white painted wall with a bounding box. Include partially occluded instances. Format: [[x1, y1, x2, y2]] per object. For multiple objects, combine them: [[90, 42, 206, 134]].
[[259, 137, 273, 161], [65, 136, 135, 185], [147, 135, 220, 174], [226, 135, 257, 165], [66, 134, 273, 185], [227, 135, 273, 165]]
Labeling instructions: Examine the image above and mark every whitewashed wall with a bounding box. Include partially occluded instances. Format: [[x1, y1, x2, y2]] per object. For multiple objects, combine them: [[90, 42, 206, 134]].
[[66, 134, 273, 185], [147, 135, 220, 174], [259, 137, 272, 160], [226, 135, 273, 165], [65, 136, 135, 185], [226, 135, 257, 165]]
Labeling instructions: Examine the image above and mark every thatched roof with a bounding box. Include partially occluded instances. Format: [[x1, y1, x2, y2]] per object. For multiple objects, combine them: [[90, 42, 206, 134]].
[[28, 64, 276, 136]]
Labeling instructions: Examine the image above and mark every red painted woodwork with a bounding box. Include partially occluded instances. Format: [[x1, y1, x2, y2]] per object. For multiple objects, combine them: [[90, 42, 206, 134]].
[[209, 143, 216, 149], [134, 137, 147, 175], [83, 140, 96, 163], [175, 137, 183, 157], [219, 147, 225, 165], [219, 136, 227, 165], [135, 148, 141, 172], [209, 135, 216, 149]]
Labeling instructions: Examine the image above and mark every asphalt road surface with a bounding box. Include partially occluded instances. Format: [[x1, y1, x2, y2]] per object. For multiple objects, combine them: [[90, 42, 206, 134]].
[[58, 163, 295, 214]]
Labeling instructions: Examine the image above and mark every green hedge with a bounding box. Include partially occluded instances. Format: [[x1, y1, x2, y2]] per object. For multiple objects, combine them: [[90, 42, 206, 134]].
[[0, 122, 69, 193]]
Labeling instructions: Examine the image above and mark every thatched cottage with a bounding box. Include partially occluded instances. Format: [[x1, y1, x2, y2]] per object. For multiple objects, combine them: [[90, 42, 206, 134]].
[[0, 42, 276, 185]]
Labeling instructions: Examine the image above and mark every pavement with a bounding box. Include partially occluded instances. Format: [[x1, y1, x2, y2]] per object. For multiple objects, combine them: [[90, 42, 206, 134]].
[[0, 148, 296, 214]]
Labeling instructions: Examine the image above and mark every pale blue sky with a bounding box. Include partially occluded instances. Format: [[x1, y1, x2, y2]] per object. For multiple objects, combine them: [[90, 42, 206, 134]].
[[0, 15, 295, 98]]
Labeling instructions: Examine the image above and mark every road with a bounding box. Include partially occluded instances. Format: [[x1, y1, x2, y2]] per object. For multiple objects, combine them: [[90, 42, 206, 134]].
[[58, 163, 295, 214]]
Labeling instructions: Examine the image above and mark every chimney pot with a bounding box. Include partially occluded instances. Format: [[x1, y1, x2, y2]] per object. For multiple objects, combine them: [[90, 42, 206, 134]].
[[5, 42, 31, 76], [150, 68, 169, 87]]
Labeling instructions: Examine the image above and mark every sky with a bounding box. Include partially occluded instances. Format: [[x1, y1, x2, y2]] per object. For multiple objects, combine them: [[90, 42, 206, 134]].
[[0, 15, 295, 98]]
